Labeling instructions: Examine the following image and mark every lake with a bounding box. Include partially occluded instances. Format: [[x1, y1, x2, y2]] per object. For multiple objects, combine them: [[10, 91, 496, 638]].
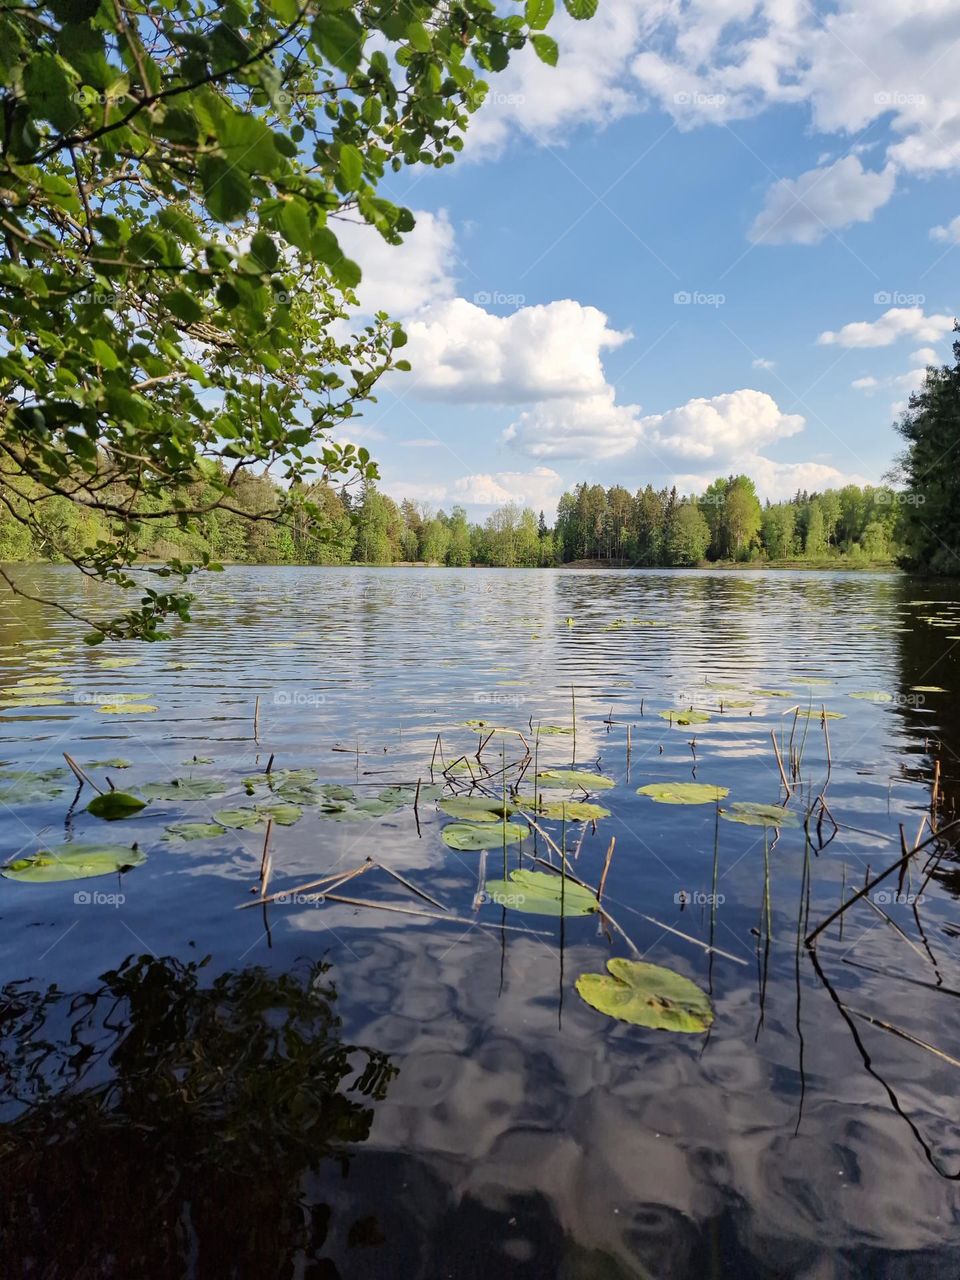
[[2, 564, 959, 1278]]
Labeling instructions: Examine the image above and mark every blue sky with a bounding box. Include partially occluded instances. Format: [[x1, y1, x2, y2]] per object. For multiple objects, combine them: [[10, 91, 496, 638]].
[[335, 0, 960, 517]]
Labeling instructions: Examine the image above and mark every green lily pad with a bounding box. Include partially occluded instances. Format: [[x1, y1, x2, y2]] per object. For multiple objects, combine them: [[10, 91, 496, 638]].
[[87, 791, 146, 821], [658, 709, 711, 725], [0, 695, 70, 708], [442, 822, 528, 850], [141, 777, 229, 801], [88, 758, 132, 769], [751, 689, 794, 699], [636, 781, 729, 805], [0, 768, 68, 804], [213, 807, 264, 830], [513, 796, 610, 821], [318, 783, 355, 801], [911, 685, 948, 693], [794, 709, 845, 720], [439, 796, 513, 822], [483, 868, 599, 917], [255, 802, 302, 826], [536, 769, 615, 791], [1, 844, 146, 883], [16, 675, 66, 688], [537, 725, 574, 736], [849, 691, 893, 702], [576, 959, 713, 1032], [98, 703, 158, 715], [377, 786, 417, 805], [165, 821, 228, 841], [721, 802, 800, 828], [94, 656, 141, 668]]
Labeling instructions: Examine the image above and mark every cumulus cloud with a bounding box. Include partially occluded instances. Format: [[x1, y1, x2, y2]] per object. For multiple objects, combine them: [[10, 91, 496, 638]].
[[818, 307, 955, 348], [403, 299, 631, 402], [638, 389, 805, 462], [930, 215, 960, 244], [503, 390, 645, 460], [748, 158, 896, 245], [911, 347, 940, 364], [752, 357, 776, 370], [388, 467, 563, 509], [334, 209, 457, 317]]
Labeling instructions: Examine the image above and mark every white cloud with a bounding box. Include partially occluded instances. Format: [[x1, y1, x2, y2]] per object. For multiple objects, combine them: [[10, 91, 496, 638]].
[[931, 215, 960, 244], [851, 375, 879, 390], [818, 306, 955, 348], [403, 298, 630, 402], [676, 456, 871, 502], [638, 389, 805, 462], [388, 467, 563, 510], [748, 158, 896, 245], [504, 389, 645, 460], [752, 357, 776, 370], [911, 347, 940, 364], [334, 209, 457, 317]]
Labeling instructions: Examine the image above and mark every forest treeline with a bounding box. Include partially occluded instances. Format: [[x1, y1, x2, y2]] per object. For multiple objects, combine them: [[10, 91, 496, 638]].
[[0, 465, 906, 569]]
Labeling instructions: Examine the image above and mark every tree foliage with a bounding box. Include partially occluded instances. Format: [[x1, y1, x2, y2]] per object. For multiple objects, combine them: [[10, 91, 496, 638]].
[[0, 0, 578, 639]]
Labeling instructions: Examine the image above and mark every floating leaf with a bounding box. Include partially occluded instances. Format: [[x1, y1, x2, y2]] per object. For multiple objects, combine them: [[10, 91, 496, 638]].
[[255, 802, 302, 826], [911, 685, 948, 693], [636, 781, 729, 805], [513, 796, 610, 821], [377, 786, 417, 805], [794, 709, 845, 720], [439, 796, 512, 822], [658, 709, 711, 725], [94, 656, 141, 668], [849, 691, 893, 703], [98, 702, 158, 715], [88, 758, 132, 769], [442, 822, 528, 850], [483, 868, 598, 917], [141, 777, 229, 801], [537, 725, 573, 736], [751, 689, 794, 699], [213, 807, 264, 829], [165, 821, 228, 841], [0, 768, 68, 804], [87, 791, 146, 820], [576, 959, 713, 1032], [2, 844, 146, 883], [16, 675, 66, 688], [721, 802, 799, 828], [536, 769, 615, 791]]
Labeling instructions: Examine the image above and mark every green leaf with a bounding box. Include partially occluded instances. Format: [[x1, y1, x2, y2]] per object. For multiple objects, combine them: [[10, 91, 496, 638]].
[[536, 769, 615, 790], [165, 821, 228, 841], [483, 868, 598, 917], [255, 801, 302, 826], [0, 768, 68, 805], [530, 34, 558, 65], [525, 0, 555, 28], [441, 822, 528, 850], [312, 11, 365, 73], [339, 144, 363, 190], [87, 791, 146, 820], [576, 959, 714, 1032], [636, 782, 729, 805], [199, 155, 252, 222], [439, 796, 513, 822], [165, 288, 205, 324], [721, 802, 800, 829], [214, 806, 264, 829], [658, 708, 711, 725], [513, 796, 610, 821], [563, 0, 598, 18], [2, 844, 146, 883], [141, 777, 229, 801]]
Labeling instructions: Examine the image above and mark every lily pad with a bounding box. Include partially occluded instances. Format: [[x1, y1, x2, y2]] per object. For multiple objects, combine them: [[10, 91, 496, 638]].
[[536, 769, 615, 791], [636, 781, 729, 806], [94, 656, 141, 668], [1, 844, 146, 883], [0, 695, 69, 709], [849, 691, 893, 703], [911, 685, 948, 693], [439, 796, 513, 822], [483, 868, 598, 917], [751, 689, 794, 699], [88, 758, 132, 769], [165, 821, 228, 841], [141, 777, 229, 801], [794, 709, 845, 720], [575, 959, 713, 1032], [721, 802, 799, 828], [213, 807, 264, 830], [255, 802, 302, 826], [16, 676, 66, 689], [0, 768, 68, 804], [513, 796, 610, 821], [442, 822, 528, 850], [98, 702, 158, 715], [87, 791, 147, 821], [377, 785, 417, 805], [537, 725, 574, 736], [658, 709, 711, 725]]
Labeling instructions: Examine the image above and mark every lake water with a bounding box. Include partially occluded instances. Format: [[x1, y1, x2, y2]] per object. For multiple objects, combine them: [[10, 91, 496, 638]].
[[2, 565, 960, 1278]]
